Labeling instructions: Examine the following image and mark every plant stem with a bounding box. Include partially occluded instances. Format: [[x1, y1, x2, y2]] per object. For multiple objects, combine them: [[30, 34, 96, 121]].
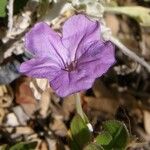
[[7, 0, 14, 36], [110, 36, 150, 73], [75, 93, 84, 120]]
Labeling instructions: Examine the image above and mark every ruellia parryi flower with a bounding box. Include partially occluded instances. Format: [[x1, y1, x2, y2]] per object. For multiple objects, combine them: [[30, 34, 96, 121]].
[[20, 14, 115, 97]]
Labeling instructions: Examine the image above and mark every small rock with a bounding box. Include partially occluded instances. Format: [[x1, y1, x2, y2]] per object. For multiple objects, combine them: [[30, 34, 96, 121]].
[[6, 113, 19, 126], [13, 106, 29, 125]]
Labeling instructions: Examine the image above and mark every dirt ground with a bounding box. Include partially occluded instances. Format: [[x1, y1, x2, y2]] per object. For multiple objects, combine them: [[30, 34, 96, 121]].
[[0, 0, 150, 149]]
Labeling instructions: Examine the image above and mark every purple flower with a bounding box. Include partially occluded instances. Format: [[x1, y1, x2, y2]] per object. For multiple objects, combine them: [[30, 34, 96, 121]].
[[20, 14, 115, 97]]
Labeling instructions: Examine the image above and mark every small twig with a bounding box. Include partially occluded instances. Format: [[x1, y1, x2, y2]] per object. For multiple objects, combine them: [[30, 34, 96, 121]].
[[110, 36, 150, 73], [7, 0, 14, 36], [75, 93, 84, 120]]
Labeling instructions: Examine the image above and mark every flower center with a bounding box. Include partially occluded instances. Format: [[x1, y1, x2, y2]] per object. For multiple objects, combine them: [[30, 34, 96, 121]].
[[65, 61, 77, 72]]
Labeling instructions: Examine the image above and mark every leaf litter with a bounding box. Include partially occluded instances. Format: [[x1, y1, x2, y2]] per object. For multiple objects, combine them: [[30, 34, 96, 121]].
[[0, 0, 150, 149]]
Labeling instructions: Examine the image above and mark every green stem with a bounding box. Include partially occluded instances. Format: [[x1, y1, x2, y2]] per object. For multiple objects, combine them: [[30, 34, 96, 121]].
[[75, 93, 84, 120]]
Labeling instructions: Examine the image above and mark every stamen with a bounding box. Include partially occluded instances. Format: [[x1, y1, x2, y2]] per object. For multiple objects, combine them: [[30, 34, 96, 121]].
[[64, 61, 77, 72]]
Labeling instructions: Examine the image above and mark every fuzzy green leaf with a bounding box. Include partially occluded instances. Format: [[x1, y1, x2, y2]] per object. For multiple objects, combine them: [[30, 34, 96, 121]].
[[84, 143, 104, 150], [70, 114, 92, 149], [96, 131, 112, 146], [102, 120, 129, 149], [0, 0, 7, 17], [105, 6, 150, 27], [9, 141, 37, 150]]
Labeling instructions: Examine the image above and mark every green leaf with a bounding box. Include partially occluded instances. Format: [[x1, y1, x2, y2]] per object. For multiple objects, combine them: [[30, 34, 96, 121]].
[[0, 0, 7, 17], [96, 131, 112, 145], [84, 143, 104, 150], [9, 141, 37, 150], [82, 111, 90, 124], [102, 120, 129, 149], [70, 138, 81, 150], [70, 114, 92, 149], [105, 6, 150, 27]]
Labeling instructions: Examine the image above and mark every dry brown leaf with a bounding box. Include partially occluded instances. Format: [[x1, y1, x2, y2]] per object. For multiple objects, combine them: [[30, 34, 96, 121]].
[[0, 85, 13, 108], [119, 16, 132, 34], [63, 95, 76, 120], [35, 78, 48, 91], [143, 110, 150, 135], [119, 35, 140, 54], [38, 141, 48, 150], [6, 113, 19, 127], [119, 91, 138, 109], [140, 29, 150, 60], [30, 80, 43, 100], [84, 96, 119, 115], [93, 79, 114, 98], [0, 95, 13, 108], [16, 78, 36, 104], [0, 85, 7, 96], [15, 126, 34, 135], [50, 119, 68, 137], [49, 97, 66, 120], [0, 108, 5, 124], [39, 88, 51, 118], [13, 106, 29, 125], [15, 77, 38, 116], [46, 138, 57, 150], [84, 80, 119, 115], [105, 14, 120, 36]]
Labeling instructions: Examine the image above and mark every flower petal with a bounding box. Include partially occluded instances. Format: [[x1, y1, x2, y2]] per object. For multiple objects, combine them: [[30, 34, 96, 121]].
[[50, 41, 115, 97], [62, 14, 101, 61], [50, 69, 95, 97], [20, 57, 61, 80], [78, 41, 115, 78], [25, 22, 68, 66]]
